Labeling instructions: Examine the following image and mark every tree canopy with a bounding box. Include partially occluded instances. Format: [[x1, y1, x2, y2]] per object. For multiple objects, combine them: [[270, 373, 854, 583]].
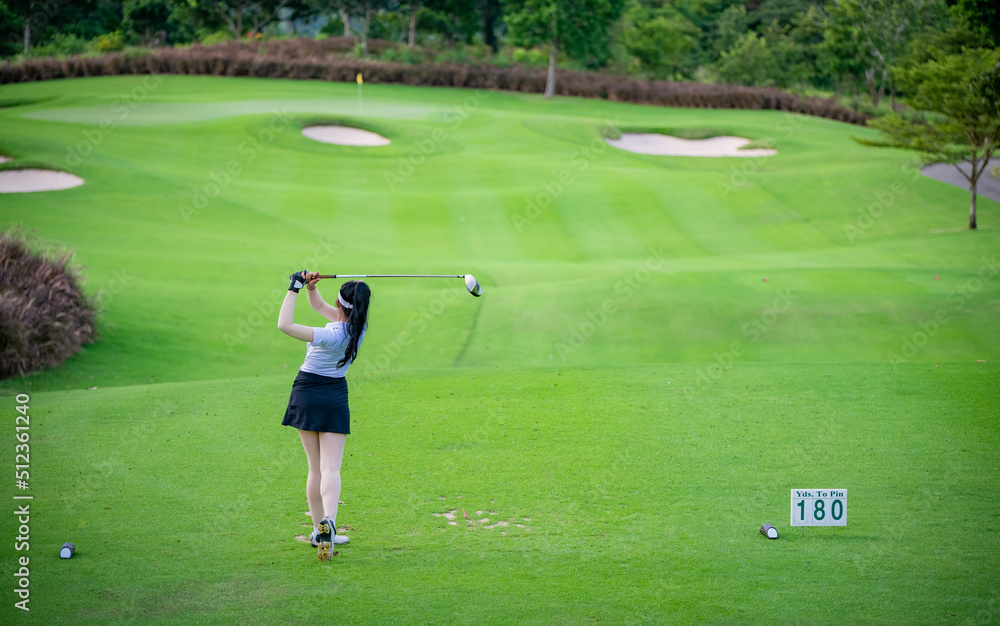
[[862, 48, 1000, 228]]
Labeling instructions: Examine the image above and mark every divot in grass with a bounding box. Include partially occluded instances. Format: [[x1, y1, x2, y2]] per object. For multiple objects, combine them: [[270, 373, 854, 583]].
[[437, 510, 532, 531], [432, 509, 457, 520]]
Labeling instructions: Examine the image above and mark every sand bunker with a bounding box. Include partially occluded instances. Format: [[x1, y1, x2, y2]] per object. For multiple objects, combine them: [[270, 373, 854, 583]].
[[0, 168, 84, 193], [302, 125, 390, 146], [0, 156, 11, 163], [607, 133, 776, 157]]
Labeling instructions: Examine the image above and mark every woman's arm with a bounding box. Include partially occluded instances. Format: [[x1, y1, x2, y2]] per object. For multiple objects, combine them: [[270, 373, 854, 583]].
[[277, 290, 315, 343], [305, 272, 339, 322]]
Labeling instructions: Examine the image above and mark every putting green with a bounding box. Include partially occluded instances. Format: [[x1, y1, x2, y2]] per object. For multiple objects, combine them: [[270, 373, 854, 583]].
[[22, 98, 434, 126], [0, 75, 997, 623]]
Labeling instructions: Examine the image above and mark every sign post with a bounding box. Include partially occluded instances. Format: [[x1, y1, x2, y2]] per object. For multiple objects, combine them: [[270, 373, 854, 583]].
[[791, 489, 846, 535]]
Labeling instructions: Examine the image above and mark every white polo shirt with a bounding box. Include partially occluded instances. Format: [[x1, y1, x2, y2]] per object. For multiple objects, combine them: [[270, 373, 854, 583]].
[[299, 322, 366, 378]]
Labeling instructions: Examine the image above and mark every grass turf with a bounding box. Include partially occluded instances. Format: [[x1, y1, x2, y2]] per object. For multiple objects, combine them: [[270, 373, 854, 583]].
[[2, 363, 999, 624], [0, 76, 997, 392], [0, 76, 998, 623]]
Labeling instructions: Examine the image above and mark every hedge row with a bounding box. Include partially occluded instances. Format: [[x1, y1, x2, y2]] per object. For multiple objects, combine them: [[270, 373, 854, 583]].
[[0, 38, 869, 125]]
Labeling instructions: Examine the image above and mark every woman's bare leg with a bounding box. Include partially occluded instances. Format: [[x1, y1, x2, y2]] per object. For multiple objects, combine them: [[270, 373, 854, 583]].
[[297, 429, 324, 528], [318, 432, 347, 524]]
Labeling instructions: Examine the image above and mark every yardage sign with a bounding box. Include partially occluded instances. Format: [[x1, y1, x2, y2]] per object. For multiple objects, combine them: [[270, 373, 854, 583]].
[[791, 489, 846, 526]]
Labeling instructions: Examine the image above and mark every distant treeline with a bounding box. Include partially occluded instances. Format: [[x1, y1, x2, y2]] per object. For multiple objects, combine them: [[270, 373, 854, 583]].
[[0, 37, 869, 124], [0, 0, 997, 113]]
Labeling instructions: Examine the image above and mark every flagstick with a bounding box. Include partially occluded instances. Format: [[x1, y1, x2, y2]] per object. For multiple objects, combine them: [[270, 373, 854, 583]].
[[356, 72, 363, 112]]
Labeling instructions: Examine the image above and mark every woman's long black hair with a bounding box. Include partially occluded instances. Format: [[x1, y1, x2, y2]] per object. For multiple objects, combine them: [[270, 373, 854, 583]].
[[337, 280, 371, 367]]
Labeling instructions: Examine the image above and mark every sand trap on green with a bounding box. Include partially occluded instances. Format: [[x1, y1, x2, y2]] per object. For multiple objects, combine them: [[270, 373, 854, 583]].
[[0, 155, 10, 163], [0, 168, 84, 192], [302, 125, 390, 146], [607, 133, 777, 157]]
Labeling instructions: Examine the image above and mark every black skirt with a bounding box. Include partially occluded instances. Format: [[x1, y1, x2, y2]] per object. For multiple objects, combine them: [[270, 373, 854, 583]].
[[282, 370, 350, 434]]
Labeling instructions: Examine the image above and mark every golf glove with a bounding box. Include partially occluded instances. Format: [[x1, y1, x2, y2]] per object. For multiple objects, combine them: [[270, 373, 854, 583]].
[[289, 271, 307, 293]]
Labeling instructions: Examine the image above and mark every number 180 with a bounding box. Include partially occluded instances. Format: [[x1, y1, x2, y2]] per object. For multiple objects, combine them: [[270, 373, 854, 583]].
[[797, 498, 843, 521]]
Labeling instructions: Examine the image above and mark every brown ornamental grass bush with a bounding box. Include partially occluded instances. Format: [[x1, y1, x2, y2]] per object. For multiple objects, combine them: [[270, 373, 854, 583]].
[[0, 228, 95, 380], [0, 38, 869, 125]]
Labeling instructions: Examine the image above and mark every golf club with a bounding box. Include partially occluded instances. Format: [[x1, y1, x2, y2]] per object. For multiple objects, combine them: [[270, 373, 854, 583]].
[[316, 273, 483, 297]]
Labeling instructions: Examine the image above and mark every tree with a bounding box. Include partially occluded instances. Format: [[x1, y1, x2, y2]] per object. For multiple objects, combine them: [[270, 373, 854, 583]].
[[951, 0, 999, 47], [405, 0, 418, 46], [819, 6, 868, 102], [788, 6, 830, 88], [332, 0, 390, 55], [480, 0, 500, 52], [622, 2, 701, 79], [752, 0, 817, 30], [825, 0, 934, 107], [711, 3, 747, 59], [0, 0, 24, 56], [504, 0, 625, 98], [5, 0, 34, 53], [214, 0, 289, 38], [715, 31, 780, 86], [4, 0, 124, 53], [124, 0, 174, 45], [422, 0, 478, 49], [172, 0, 291, 39], [859, 48, 1000, 229]]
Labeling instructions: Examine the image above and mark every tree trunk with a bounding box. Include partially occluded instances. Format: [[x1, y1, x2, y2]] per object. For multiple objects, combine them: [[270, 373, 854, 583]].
[[483, 0, 499, 52], [544, 39, 557, 99], [341, 10, 350, 37], [23, 19, 29, 54], [866, 67, 882, 108], [237, 7, 243, 38], [969, 182, 977, 229], [446, 32, 455, 49], [890, 81, 896, 112], [362, 8, 371, 57], [408, 4, 417, 48]]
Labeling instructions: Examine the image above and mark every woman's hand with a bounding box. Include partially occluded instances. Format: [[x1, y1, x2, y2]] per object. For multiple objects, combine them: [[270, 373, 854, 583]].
[[305, 271, 321, 291], [288, 271, 307, 293]]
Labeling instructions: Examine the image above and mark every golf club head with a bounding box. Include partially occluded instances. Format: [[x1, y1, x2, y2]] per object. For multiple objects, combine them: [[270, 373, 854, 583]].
[[464, 274, 483, 297]]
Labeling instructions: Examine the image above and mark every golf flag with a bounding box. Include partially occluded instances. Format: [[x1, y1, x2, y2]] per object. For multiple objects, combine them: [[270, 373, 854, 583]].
[[356, 72, 363, 85]]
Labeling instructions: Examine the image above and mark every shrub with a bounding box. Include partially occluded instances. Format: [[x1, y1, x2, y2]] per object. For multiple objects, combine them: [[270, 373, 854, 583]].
[[92, 30, 126, 53], [430, 43, 491, 65], [25, 34, 88, 59], [0, 228, 96, 380], [201, 30, 234, 46]]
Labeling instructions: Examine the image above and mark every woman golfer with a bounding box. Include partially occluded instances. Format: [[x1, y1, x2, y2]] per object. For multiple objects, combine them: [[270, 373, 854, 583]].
[[277, 270, 370, 560]]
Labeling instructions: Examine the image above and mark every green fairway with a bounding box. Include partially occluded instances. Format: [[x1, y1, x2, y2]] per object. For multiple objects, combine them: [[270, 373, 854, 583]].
[[0, 76, 997, 391], [1, 76, 998, 623]]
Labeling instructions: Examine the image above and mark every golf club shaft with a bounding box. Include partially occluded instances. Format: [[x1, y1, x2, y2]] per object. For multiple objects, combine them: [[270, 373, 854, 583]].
[[316, 274, 466, 279]]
